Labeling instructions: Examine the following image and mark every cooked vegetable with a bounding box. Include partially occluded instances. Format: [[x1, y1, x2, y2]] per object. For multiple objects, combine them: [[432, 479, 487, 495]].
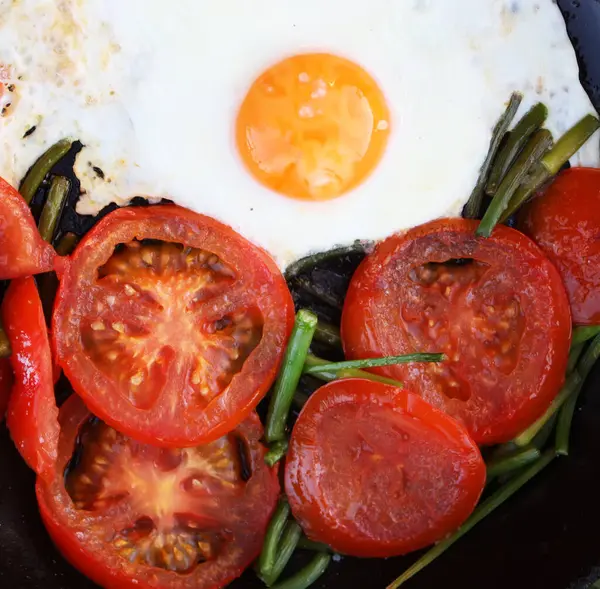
[[285, 379, 485, 558], [270, 553, 331, 589], [502, 115, 600, 221], [266, 309, 318, 443], [387, 451, 555, 589], [304, 354, 404, 386], [258, 500, 292, 584], [477, 129, 553, 237], [19, 139, 73, 205], [463, 92, 522, 219], [0, 326, 11, 358], [284, 241, 369, 280], [303, 353, 443, 375], [55, 232, 79, 256], [486, 102, 548, 196], [38, 176, 70, 243], [313, 320, 342, 348], [265, 440, 289, 467], [486, 446, 541, 480], [342, 218, 571, 445], [267, 521, 302, 586]]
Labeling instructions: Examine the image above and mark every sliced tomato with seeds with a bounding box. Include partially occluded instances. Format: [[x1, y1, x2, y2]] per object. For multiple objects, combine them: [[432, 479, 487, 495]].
[[0, 176, 58, 279], [341, 218, 572, 445], [53, 206, 294, 447], [37, 395, 280, 589], [519, 168, 600, 325], [285, 379, 486, 557]]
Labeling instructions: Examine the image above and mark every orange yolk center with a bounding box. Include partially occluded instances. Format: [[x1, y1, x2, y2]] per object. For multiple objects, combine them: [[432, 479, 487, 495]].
[[236, 53, 390, 201]]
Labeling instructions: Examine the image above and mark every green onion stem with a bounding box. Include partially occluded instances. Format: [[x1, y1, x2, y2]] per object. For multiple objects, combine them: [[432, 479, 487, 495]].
[[284, 242, 369, 280], [303, 354, 403, 387], [266, 521, 302, 586], [257, 500, 291, 583], [265, 310, 318, 443], [554, 380, 584, 457], [477, 129, 553, 237], [271, 553, 332, 589], [303, 353, 444, 376], [500, 114, 600, 221], [486, 103, 548, 196], [463, 93, 523, 219], [572, 325, 600, 346], [313, 321, 342, 348], [19, 139, 73, 204], [567, 343, 585, 375], [514, 333, 600, 447], [38, 176, 70, 243], [486, 446, 541, 481], [265, 440, 289, 467], [56, 232, 79, 256], [0, 326, 11, 358], [386, 452, 555, 589]]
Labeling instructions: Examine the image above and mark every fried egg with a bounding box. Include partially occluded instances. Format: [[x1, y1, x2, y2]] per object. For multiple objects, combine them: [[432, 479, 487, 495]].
[[1, 0, 598, 268]]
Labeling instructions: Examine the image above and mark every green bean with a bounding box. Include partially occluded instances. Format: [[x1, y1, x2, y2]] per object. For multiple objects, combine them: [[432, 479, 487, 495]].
[[463, 93, 522, 219], [386, 451, 555, 589], [313, 321, 342, 348], [572, 326, 600, 346], [266, 310, 318, 443], [567, 343, 584, 375], [303, 353, 444, 376], [500, 114, 600, 222], [266, 521, 303, 586], [271, 553, 332, 589], [257, 500, 291, 583], [477, 129, 553, 237], [0, 326, 11, 358], [284, 241, 370, 280], [486, 103, 548, 196], [514, 333, 600, 447], [297, 537, 333, 553], [486, 446, 540, 481], [304, 354, 405, 386], [265, 440, 289, 467], [55, 232, 79, 256], [38, 176, 70, 243], [19, 139, 73, 204]]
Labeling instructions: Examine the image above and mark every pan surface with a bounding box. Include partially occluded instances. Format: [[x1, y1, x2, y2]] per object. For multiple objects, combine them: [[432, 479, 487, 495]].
[[1, 1, 600, 588]]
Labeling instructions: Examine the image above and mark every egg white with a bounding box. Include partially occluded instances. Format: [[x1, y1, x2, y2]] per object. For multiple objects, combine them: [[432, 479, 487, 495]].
[[0, 0, 598, 268]]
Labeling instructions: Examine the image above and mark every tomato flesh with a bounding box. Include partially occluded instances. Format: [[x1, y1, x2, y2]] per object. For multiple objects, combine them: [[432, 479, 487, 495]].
[[519, 168, 600, 325], [285, 379, 486, 557], [53, 206, 294, 447], [3, 277, 59, 480], [0, 176, 57, 279], [341, 218, 572, 445], [37, 395, 280, 589]]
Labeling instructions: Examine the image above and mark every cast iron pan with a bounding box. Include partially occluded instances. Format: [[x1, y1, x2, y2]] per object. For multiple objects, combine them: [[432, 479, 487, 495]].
[[2, 2, 600, 588]]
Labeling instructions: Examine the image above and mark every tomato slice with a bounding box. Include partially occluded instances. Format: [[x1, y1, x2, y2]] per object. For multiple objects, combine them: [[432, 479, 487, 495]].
[[285, 379, 485, 557], [53, 205, 294, 447], [0, 176, 57, 279], [341, 218, 572, 445], [518, 168, 600, 326], [3, 277, 59, 481], [0, 358, 13, 421], [37, 395, 280, 589]]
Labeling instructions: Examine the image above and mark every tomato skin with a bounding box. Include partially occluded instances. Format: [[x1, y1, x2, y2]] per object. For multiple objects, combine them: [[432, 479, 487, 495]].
[[0, 358, 13, 421], [53, 205, 294, 447], [341, 218, 572, 445], [519, 168, 600, 326], [0, 176, 57, 279], [37, 395, 280, 589], [3, 277, 59, 481], [285, 379, 486, 557]]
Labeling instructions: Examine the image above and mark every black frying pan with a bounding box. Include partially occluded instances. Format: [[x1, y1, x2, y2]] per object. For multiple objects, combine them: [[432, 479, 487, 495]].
[[2, 2, 600, 588]]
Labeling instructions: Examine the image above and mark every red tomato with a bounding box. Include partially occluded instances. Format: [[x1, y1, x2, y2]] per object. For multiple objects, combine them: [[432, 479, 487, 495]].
[[37, 395, 279, 589], [518, 168, 600, 325], [0, 359, 13, 421], [0, 176, 57, 279], [285, 379, 486, 557], [53, 205, 294, 447], [3, 277, 59, 481], [341, 218, 572, 445]]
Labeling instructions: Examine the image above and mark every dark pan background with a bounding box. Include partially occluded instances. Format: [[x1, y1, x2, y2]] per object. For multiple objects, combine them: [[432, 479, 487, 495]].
[[2, 1, 600, 588]]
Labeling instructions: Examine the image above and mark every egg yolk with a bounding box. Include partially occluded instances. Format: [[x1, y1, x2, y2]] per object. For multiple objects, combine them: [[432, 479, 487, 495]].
[[236, 53, 390, 201]]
